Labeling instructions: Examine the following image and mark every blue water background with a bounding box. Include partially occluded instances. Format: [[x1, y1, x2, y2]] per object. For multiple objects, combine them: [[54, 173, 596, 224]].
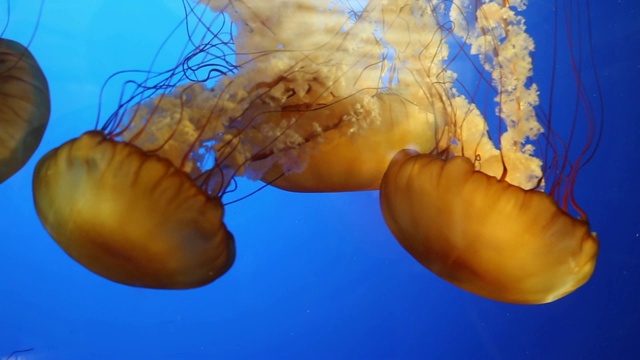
[[0, 1, 638, 359]]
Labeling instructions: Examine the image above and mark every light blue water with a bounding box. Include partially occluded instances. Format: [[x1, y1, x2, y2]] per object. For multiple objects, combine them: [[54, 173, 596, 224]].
[[0, 1, 638, 359]]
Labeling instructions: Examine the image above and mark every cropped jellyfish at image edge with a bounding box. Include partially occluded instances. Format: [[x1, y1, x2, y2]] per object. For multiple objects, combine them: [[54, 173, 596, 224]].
[[0, 38, 50, 183], [32, 0, 600, 303]]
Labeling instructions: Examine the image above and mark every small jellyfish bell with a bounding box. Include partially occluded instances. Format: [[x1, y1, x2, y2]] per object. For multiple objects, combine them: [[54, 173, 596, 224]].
[[0, 38, 50, 184]]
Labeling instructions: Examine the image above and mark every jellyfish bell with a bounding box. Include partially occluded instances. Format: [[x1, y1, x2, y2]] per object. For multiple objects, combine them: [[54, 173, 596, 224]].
[[0, 38, 50, 184], [33, 129, 235, 289], [33, 0, 601, 301]]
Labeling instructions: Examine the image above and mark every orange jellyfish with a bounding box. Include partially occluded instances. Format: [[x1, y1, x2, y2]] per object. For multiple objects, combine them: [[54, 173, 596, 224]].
[[377, 0, 601, 304], [187, 0, 541, 194], [0, 38, 50, 184], [32, 64, 240, 288]]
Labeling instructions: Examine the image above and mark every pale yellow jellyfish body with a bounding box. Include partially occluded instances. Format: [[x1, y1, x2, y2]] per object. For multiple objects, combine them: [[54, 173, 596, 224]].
[[0, 38, 50, 183]]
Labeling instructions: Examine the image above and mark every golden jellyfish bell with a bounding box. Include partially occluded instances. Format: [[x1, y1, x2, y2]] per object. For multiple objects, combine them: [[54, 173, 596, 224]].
[[380, 150, 598, 304], [0, 38, 50, 183], [33, 130, 235, 289]]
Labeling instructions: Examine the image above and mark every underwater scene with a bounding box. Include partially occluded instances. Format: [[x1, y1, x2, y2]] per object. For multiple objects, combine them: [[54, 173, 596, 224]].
[[0, 0, 638, 358]]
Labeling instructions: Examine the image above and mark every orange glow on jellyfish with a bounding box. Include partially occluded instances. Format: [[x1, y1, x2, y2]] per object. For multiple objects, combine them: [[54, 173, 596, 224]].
[[0, 38, 50, 184]]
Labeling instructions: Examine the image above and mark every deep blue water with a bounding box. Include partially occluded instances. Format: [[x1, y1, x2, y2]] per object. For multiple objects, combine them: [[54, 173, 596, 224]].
[[0, 1, 638, 359]]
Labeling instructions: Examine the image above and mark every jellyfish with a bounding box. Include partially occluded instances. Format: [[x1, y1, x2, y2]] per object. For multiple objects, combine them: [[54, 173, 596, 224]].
[[377, 0, 601, 304], [0, 38, 50, 184], [182, 0, 454, 193], [31, 70, 241, 289], [31, 6, 246, 289], [380, 150, 598, 304]]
